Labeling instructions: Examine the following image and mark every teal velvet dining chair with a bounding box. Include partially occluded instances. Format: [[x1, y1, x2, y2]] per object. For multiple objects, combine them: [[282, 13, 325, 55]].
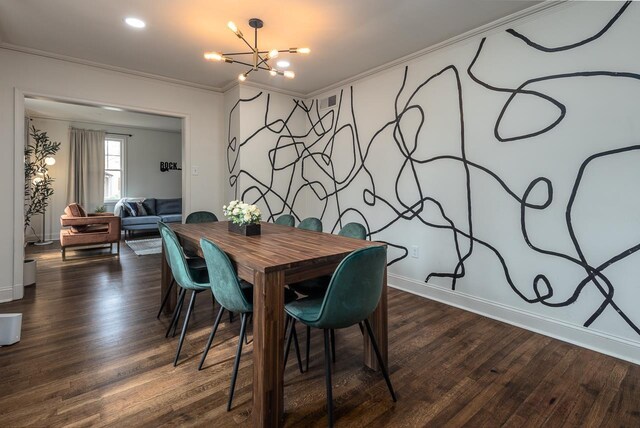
[[284, 246, 396, 427], [185, 211, 218, 224], [288, 222, 368, 370], [198, 238, 304, 410], [297, 217, 322, 232], [159, 222, 212, 366], [275, 214, 295, 227]]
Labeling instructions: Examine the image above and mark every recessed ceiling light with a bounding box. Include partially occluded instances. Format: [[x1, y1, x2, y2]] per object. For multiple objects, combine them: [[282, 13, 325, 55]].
[[103, 106, 124, 111], [125, 17, 146, 29], [276, 60, 290, 68]]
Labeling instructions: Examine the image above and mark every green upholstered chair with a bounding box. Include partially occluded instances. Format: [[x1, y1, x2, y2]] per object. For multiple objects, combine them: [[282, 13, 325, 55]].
[[275, 214, 295, 227], [185, 211, 218, 224], [284, 246, 396, 426], [198, 238, 303, 410], [159, 222, 211, 366], [289, 222, 368, 370], [297, 217, 322, 232]]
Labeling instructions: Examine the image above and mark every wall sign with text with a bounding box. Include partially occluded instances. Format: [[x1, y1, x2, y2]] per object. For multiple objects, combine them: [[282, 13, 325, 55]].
[[160, 161, 182, 172]]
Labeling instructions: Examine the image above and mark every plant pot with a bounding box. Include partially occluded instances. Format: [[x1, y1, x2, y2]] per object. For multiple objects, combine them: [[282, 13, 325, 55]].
[[228, 222, 261, 236], [23, 259, 37, 286]]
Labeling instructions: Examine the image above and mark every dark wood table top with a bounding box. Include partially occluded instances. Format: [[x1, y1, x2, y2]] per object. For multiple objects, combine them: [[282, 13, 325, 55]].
[[170, 221, 384, 273]]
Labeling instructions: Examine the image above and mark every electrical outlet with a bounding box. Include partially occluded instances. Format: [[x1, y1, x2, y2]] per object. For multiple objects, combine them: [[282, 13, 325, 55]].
[[411, 245, 419, 258], [191, 165, 199, 176]]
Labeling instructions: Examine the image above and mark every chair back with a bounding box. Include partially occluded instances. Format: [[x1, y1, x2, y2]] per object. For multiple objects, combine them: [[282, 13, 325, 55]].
[[338, 222, 367, 240], [200, 238, 252, 314], [159, 222, 206, 289], [298, 217, 322, 232], [185, 211, 218, 224], [314, 246, 386, 329], [275, 214, 295, 227]]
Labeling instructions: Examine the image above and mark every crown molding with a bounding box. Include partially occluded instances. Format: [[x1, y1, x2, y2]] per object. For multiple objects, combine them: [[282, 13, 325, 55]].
[[0, 42, 225, 93], [27, 114, 182, 134], [305, 0, 567, 98], [223, 80, 307, 99]]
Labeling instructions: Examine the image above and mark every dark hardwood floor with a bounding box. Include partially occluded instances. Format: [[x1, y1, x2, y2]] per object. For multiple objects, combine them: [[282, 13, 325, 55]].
[[1, 240, 638, 427]]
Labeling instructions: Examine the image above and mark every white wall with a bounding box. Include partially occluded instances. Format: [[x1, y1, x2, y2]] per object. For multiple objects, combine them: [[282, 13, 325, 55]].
[[0, 48, 225, 302], [25, 117, 182, 242], [227, 2, 640, 362]]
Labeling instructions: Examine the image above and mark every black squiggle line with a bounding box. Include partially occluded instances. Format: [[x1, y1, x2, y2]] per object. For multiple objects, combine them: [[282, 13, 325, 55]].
[[506, 1, 632, 52]]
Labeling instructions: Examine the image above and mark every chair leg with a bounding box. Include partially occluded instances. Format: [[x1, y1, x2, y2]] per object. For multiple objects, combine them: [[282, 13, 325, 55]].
[[61, 247, 66, 261], [228, 313, 248, 411], [292, 321, 304, 374], [117, 240, 120, 255], [174, 290, 198, 366], [157, 278, 175, 319], [229, 311, 234, 323], [284, 316, 294, 370], [330, 329, 336, 363], [305, 325, 311, 372], [166, 287, 186, 338], [363, 319, 397, 402], [198, 306, 225, 370], [323, 329, 334, 428], [358, 321, 364, 336], [171, 290, 188, 338]]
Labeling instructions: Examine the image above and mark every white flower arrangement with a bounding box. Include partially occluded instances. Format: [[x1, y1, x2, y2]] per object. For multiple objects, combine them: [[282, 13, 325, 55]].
[[223, 200, 261, 226]]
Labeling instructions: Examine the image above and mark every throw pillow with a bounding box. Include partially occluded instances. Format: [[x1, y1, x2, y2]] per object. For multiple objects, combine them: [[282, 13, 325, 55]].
[[135, 202, 148, 216], [123, 202, 138, 217]]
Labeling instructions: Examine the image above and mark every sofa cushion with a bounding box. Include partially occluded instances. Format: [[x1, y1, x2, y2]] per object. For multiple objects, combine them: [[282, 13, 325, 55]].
[[135, 202, 148, 216], [160, 214, 182, 223], [66, 203, 87, 218], [156, 198, 182, 215], [122, 216, 161, 226], [142, 198, 156, 215]]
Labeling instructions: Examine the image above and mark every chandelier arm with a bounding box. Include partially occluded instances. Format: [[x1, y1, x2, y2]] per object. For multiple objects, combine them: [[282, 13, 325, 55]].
[[230, 59, 257, 68], [238, 34, 255, 53], [222, 51, 256, 56]]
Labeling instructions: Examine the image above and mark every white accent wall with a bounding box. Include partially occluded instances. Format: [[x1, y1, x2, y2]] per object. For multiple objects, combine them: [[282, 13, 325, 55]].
[[0, 48, 225, 303], [225, 2, 640, 362]]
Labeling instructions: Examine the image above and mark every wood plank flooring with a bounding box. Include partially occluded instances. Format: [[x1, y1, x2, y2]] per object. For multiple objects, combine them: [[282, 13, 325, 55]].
[[0, 240, 638, 427]]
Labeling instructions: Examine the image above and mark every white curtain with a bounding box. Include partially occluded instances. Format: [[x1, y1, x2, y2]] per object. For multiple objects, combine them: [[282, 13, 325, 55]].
[[67, 128, 106, 212]]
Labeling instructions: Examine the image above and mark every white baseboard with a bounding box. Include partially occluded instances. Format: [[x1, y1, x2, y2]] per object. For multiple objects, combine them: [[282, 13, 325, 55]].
[[388, 273, 640, 365], [0, 287, 14, 303]]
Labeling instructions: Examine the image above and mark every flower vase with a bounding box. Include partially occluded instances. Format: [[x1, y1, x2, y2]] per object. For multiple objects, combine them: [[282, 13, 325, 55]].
[[228, 222, 261, 236]]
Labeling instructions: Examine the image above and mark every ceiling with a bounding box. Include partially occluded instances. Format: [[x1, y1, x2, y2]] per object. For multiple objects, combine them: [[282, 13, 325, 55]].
[[25, 98, 182, 132], [0, 0, 540, 95]]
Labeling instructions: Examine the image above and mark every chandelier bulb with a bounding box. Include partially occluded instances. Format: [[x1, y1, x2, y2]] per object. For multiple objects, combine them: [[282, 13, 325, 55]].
[[268, 49, 279, 59], [238, 73, 247, 82], [283, 70, 295, 79], [297, 47, 310, 54], [204, 52, 223, 61], [269, 69, 278, 76]]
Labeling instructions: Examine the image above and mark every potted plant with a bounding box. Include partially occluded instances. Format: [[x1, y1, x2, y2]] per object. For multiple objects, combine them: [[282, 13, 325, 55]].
[[23, 125, 60, 285], [223, 200, 262, 236]]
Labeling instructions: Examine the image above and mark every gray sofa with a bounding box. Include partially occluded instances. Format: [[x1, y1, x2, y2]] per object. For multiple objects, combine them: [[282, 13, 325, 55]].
[[119, 198, 182, 238]]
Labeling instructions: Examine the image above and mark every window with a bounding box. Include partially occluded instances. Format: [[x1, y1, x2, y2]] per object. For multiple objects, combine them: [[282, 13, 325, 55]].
[[104, 137, 125, 201]]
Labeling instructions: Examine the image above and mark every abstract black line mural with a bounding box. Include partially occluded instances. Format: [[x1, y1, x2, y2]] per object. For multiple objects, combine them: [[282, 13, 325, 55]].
[[227, 2, 640, 340]]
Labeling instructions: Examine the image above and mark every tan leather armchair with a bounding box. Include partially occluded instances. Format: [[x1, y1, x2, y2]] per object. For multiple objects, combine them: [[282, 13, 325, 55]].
[[59, 203, 121, 260]]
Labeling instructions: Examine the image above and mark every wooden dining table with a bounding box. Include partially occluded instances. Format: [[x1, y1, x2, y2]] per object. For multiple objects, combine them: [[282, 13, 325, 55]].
[[161, 221, 388, 427]]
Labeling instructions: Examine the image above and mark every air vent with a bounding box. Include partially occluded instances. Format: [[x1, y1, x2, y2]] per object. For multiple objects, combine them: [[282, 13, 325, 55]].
[[319, 94, 337, 110]]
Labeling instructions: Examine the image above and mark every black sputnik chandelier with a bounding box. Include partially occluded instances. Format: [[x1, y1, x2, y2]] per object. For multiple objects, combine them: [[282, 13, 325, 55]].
[[204, 18, 310, 82]]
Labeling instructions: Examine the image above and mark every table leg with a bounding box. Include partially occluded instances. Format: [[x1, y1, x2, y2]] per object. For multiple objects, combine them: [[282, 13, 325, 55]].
[[252, 270, 285, 427], [364, 265, 388, 371], [160, 244, 176, 314]]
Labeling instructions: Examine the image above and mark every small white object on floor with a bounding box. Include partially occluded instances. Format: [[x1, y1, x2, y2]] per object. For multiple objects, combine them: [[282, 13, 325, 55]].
[[0, 313, 22, 346]]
